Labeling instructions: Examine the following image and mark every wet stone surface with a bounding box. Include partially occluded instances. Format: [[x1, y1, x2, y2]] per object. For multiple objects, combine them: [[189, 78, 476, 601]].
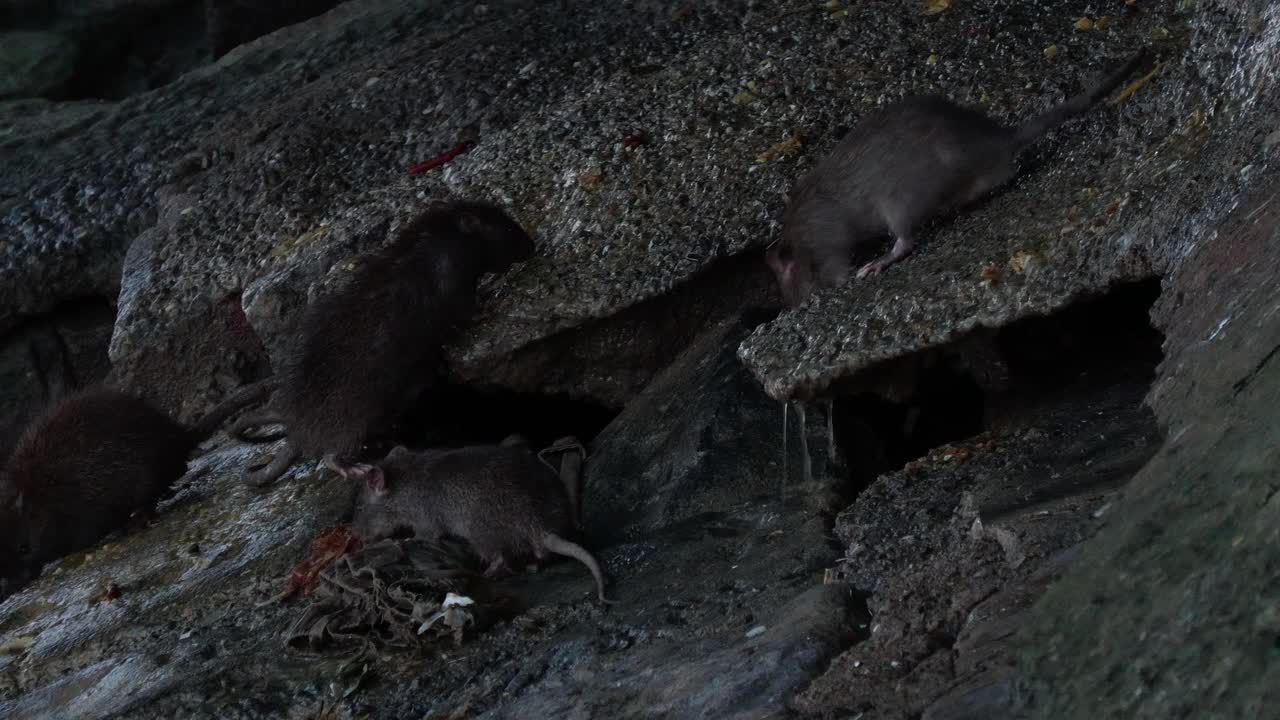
[[0, 427, 853, 719], [1, 0, 1278, 718]]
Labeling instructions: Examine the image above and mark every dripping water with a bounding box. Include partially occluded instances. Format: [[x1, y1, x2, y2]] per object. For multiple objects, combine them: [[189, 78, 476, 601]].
[[795, 401, 813, 487]]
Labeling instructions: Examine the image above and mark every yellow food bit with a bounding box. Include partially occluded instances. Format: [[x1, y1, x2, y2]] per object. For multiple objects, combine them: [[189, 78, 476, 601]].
[[924, 0, 951, 15]]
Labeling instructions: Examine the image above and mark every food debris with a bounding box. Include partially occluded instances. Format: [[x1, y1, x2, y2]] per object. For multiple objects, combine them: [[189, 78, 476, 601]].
[[409, 141, 473, 176], [622, 131, 646, 148], [923, 0, 951, 15], [284, 525, 364, 599], [1109, 61, 1164, 106], [904, 434, 1002, 473], [1008, 249, 1040, 274], [0, 636, 36, 655], [745, 625, 767, 638], [417, 592, 477, 644], [89, 582, 122, 605], [1095, 15, 1113, 30], [755, 135, 805, 164], [926, 53, 940, 66], [577, 165, 604, 190], [1074, 17, 1095, 31], [733, 90, 756, 105], [980, 263, 1003, 286], [1043, 44, 1060, 59], [1105, 193, 1132, 216]]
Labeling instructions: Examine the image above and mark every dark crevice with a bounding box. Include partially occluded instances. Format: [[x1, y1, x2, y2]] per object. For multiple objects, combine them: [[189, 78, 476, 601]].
[[469, 247, 780, 407], [1232, 341, 1280, 397], [390, 385, 619, 456], [0, 294, 117, 458], [823, 277, 1165, 502], [1, 1, 343, 102]]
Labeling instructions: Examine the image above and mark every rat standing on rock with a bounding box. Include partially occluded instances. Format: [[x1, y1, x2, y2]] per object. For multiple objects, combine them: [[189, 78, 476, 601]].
[[0, 384, 269, 599], [343, 442, 612, 604], [233, 201, 535, 486], [768, 50, 1149, 305]]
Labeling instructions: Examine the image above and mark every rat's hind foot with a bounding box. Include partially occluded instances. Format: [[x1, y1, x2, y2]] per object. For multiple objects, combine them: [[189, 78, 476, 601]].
[[856, 258, 891, 278], [483, 555, 510, 578], [856, 235, 914, 279]]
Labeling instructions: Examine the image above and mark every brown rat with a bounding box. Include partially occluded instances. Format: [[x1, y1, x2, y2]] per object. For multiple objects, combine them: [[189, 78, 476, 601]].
[[768, 50, 1149, 305], [342, 443, 612, 604], [234, 200, 535, 486], [0, 383, 269, 599]]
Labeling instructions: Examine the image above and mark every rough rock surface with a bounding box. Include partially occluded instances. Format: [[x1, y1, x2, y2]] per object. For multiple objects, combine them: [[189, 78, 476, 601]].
[[14, 0, 1269, 416], [1017, 176, 1280, 719], [0, 31, 79, 100], [205, 0, 343, 59], [1, 0, 1279, 718], [584, 310, 838, 544], [0, 330, 855, 719], [795, 374, 1163, 719]]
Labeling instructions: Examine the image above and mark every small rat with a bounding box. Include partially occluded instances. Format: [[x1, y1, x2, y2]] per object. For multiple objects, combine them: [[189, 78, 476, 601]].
[[342, 443, 612, 604], [235, 200, 535, 486], [768, 50, 1149, 305], [0, 384, 268, 599]]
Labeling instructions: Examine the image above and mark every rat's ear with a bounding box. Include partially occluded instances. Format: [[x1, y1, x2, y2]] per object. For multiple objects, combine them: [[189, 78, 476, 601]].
[[456, 207, 483, 237], [331, 461, 386, 494]]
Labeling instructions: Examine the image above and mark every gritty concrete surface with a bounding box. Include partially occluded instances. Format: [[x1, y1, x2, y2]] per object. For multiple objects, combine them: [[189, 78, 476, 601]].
[[10, 0, 1271, 416], [0, 1, 1278, 718], [739, 0, 1278, 401]]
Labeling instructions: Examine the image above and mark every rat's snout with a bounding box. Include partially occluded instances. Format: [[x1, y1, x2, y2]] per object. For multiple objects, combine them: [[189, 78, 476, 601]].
[[766, 240, 816, 308], [780, 277, 814, 308]]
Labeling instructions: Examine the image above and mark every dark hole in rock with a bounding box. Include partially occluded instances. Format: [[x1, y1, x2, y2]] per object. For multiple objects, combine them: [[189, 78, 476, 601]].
[[826, 277, 1165, 499], [0, 294, 116, 457], [392, 385, 619, 454], [994, 278, 1164, 397], [829, 360, 987, 496], [1, 1, 344, 102]]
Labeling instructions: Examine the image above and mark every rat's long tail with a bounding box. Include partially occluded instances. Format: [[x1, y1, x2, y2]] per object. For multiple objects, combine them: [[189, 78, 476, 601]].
[[227, 410, 288, 442], [189, 378, 277, 439], [1013, 49, 1149, 152], [242, 442, 300, 488], [543, 533, 613, 604]]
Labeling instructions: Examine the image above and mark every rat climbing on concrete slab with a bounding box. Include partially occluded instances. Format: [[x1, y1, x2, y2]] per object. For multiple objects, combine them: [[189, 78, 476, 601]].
[[343, 443, 612, 604], [233, 200, 535, 487], [0, 383, 269, 599], [768, 50, 1150, 305]]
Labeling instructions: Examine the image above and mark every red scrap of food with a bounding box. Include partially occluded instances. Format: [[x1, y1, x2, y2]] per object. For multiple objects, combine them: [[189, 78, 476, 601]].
[[622, 132, 646, 148], [88, 582, 123, 605], [409, 141, 474, 176], [284, 525, 364, 599]]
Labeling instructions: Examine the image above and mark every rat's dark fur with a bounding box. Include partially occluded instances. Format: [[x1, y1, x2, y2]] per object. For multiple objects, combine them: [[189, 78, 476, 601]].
[[236, 201, 535, 486], [347, 444, 611, 604], [0, 384, 268, 599], [769, 51, 1148, 305]]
